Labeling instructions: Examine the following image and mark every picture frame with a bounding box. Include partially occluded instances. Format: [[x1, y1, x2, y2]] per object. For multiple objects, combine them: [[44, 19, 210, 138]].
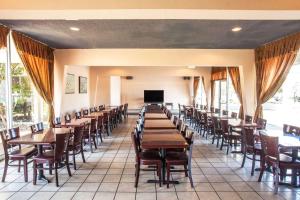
[[65, 73, 75, 94], [79, 76, 87, 93]]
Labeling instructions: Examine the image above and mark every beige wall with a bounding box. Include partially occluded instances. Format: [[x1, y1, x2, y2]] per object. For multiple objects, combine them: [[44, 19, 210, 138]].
[[89, 66, 211, 109], [59, 65, 90, 115], [54, 49, 255, 116]]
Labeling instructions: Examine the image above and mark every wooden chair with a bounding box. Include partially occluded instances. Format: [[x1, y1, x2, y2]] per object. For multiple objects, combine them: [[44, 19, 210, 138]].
[[283, 124, 300, 137], [211, 116, 222, 147], [96, 115, 104, 143], [222, 110, 228, 116], [172, 115, 178, 125], [258, 132, 300, 194], [53, 117, 62, 128], [82, 109, 89, 116], [220, 120, 241, 154], [245, 115, 253, 123], [90, 107, 95, 113], [210, 107, 214, 113], [67, 126, 86, 170], [0, 128, 36, 182], [30, 122, 44, 133], [75, 111, 82, 119], [214, 108, 220, 114], [256, 118, 267, 130], [240, 127, 262, 176], [83, 118, 97, 151], [33, 132, 71, 187], [166, 131, 194, 188], [231, 112, 238, 119], [64, 113, 71, 123], [103, 112, 110, 136], [122, 103, 129, 119], [131, 132, 162, 187]]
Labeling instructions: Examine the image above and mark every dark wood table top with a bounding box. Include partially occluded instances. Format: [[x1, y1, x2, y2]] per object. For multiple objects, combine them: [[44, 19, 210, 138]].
[[144, 113, 168, 120], [144, 120, 176, 129], [7, 128, 72, 145], [61, 118, 91, 127], [228, 119, 257, 128], [207, 113, 232, 120], [143, 129, 179, 134], [141, 133, 188, 149], [83, 112, 103, 118]]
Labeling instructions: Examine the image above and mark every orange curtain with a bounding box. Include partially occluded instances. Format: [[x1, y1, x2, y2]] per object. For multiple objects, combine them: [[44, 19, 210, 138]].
[[201, 76, 208, 106], [211, 67, 227, 81], [0, 25, 9, 48], [193, 77, 200, 106], [228, 67, 244, 119], [12, 31, 55, 125], [254, 32, 300, 120]]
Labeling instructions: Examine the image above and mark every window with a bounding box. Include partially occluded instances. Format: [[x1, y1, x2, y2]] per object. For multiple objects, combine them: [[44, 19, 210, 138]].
[[195, 79, 207, 106], [263, 55, 300, 129], [0, 48, 8, 129]]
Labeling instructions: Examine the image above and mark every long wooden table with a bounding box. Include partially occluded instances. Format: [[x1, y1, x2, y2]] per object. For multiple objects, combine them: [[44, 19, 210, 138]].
[[143, 129, 179, 134], [144, 119, 176, 130], [144, 113, 168, 120], [8, 128, 72, 182], [61, 118, 91, 128], [228, 119, 257, 128]]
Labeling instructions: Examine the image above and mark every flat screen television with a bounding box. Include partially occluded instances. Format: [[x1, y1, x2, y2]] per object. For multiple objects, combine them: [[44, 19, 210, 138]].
[[144, 90, 164, 103]]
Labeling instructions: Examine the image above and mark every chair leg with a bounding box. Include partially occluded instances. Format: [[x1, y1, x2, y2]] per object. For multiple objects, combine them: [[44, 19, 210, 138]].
[[273, 166, 279, 194], [158, 163, 162, 187], [93, 136, 97, 149], [49, 163, 52, 175], [2, 159, 8, 182], [33, 161, 37, 185], [99, 129, 103, 143], [258, 164, 265, 182], [134, 163, 140, 188], [55, 162, 59, 187], [226, 140, 230, 155], [166, 164, 171, 188], [241, 152, 246, 168], [18, 160, 21, 172], [23, 159, 28, 182], [188, 162, 194, 188], [184, 165, 188, 177], [220, 137, 224, 150], [81, 145, 86, 163], [65, 152, 72, 177], [73, 151, 77, 170], [251, 154, 256, 176]]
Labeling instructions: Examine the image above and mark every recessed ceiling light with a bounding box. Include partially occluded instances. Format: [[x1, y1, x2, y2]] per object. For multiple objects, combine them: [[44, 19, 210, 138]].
[[188, 65, 196, 69], [70, 27, 80, 31], [232, 26, 242, 32]]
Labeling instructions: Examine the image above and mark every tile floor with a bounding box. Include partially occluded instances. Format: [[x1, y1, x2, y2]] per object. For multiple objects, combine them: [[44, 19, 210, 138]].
[[0, 116, 299, 200]]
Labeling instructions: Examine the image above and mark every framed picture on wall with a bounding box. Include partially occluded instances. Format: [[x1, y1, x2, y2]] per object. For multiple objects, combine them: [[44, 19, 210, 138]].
[[79, 76, 87, 93], [65, 73, 75, 94]]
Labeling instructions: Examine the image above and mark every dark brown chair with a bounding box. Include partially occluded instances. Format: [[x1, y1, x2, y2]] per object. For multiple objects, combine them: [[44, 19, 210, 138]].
[[231, 112, 238, 119], [53, 117, 62, 128], [68, 126, 86, 170], [220, 120, 241, 154], [82, 109, 89, 116], [103, 112, 110, 136], [122, 103, 129, 119], [172, 116, 178, 125], [83, 118, 97, 151], [1, 128, 36, 182], [258, 132, 300, 194], [222, 110, 228, 116], [256, 118, 267, 130], [96, 116, 104, 143], [210, 107, 214, 112], [30, 122, 44, 133], [90, 107, 95, 113], [215, 108, 220, 114], [211, 116, 222, 147], [33, 132, 71, 187], [166, 131, 194, 188], [283, 124, 300, 137], [245, 115, 253, 123], [64, 113, 71, 123], [75, 111, 82, 119], [131, 132, 162, 187], [241, 127, 262, 176]]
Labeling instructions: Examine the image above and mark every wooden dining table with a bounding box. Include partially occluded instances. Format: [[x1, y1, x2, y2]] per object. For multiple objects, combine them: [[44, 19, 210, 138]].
[[61, 118, 91, 128], [228, 119, 258, 128], [144, 113, 168, 120], [141, 133, 188, 184], [144, 119, 176, 130], [7, 128, 72, 182], [83, 112, 103, 118], [143, 129, 180, 134]]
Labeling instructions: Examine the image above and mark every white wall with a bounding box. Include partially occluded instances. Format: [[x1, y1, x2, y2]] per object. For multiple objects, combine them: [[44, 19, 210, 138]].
[[60, 65, 90, 115], [110, 76, 121, 106]]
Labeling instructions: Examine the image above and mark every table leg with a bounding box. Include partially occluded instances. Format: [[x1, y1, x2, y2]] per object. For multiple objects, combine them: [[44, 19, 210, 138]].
[[37, 145, 50, 182], [291, 149, 298, 186]]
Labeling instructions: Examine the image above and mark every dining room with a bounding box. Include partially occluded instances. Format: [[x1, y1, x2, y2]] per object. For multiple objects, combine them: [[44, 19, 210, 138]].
[[0, 1, 300, 200]]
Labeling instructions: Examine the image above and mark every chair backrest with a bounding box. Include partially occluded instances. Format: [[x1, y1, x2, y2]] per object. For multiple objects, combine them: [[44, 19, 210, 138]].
[[65, 113, 71, 123], [54, 132, 70, 161], [97, 115, 104, 129], [222, 110, 228, 116], [83, 109, 89, 116], [103, 112, 109, 122], [176, 119, 183, 131], [214, 108, 220, 114], [231, 112, 238, 119], [242, 127, 255, 148], [0, 127, 20, 157], [203, 105, 208, 110], [201, 112, 208, 123], [53, 117, 61, 126], [75, 111, 82, 119], [172, 115, 178, 125], [131, 132, 140, 155], [259, 132, 279, 160], [181, 124, 188, 137], [90, 118, 97, 132], [212, 116, 220, 131], [199, 105, 204, 110], [245, 115, 253, 123], [210, 107, 214, 112], [283, 124, 300, 137], [90, 107, 95, 113], [256, 118, 267, 130], [30, 122, 44, 133], [185, 131, 194, 164], [220, 119, 229, 133], [73, 126, 84, 147]]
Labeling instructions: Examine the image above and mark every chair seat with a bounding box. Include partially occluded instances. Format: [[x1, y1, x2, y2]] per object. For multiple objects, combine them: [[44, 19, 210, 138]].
[[224, 132, 241, 137], [166, 152, 188, 162], [139, 151, 161, 161], [9, 146, 36, 158], [33, 150, 55, 162]]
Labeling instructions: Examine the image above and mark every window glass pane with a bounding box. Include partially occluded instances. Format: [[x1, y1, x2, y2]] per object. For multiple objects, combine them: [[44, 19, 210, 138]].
[[196, 79, 207, 106], [264, 54, 300, 129], [220, 80, 227, 111], [0, 49, 7, 129], [214, 80, 220, 109], [228, 77, 240, 114]]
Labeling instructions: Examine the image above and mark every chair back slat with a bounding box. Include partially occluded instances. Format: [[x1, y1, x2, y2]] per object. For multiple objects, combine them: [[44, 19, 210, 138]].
[[30, 122, 44, 133], [245, 115, 253, 123], [259, 132, 279, 160], [283, 124, 300, 137]]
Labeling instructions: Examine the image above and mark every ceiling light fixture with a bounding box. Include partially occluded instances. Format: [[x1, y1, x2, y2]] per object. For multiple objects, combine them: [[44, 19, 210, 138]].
[[231, 26, 242, 32], [70, 27, 80, 31]]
